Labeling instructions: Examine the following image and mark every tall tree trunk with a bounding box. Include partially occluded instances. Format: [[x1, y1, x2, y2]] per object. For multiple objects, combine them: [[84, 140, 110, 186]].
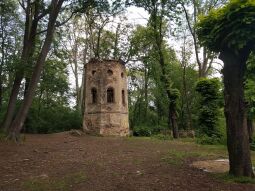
[[144, 65, 149, 118], [72, 41, 80, 111], [183, 66, 192, 130], [1, 0, 39, 131], [0, 14, 4, 111], [8, 0, 64, 140], [220, 48, 254, 177], [169, 107, 179, 138], [24, 77, 30, 98], [80, 46, 88, 114], [0, 61, 3, 111]]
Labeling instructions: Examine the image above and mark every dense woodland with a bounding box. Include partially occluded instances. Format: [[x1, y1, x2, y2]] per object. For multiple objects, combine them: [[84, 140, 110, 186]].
[[0, 0, 255, 178]]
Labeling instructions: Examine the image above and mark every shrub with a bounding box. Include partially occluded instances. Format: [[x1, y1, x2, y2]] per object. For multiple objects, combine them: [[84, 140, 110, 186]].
[[133, 125, 152, 136], [195, 78, 222, 138], [196, 134, 221, 145], [24, 106, 82, 134]]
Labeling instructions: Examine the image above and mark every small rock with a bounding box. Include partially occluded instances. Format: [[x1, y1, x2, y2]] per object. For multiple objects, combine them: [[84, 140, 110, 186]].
[[33, 149, 39, 153], [38, 174, 48, 179], [136, 170, 143, 175], [69, 129, 82, 136]]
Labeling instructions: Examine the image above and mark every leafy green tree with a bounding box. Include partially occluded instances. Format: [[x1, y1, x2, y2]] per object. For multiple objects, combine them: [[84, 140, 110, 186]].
[[195, 78, 221, 138], [245, 53, 255, 143], [130, 0, 182, 138], [0, 0, 22, 112], [197, 0, 255, 177]]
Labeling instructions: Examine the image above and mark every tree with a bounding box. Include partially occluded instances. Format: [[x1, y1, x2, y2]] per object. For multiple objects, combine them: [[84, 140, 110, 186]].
[[181, 0, 227, 77], [130, 0, 181, 138], [245, 53, 255, 143], [197, 0, 255, 177], [6, 0, 65, 140], [0, 0, 22, 113], [195, 78, 221, 138], [1, 0, 45, 132]]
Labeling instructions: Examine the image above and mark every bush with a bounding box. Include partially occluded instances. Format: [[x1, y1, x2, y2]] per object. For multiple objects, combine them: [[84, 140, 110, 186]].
[[250, 136, 255, 151], [133, 125, 152, 136], [196, 134, 221, 145], [24, 106, 82, 134], [195, 78, 222, 138]]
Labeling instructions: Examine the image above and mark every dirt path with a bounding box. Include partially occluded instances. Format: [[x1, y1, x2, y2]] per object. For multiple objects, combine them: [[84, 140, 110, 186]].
[[0, 132, 254, 191]]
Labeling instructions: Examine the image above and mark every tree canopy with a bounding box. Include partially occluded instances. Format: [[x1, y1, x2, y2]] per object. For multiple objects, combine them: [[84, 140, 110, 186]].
[[196, 0, 255, 52]]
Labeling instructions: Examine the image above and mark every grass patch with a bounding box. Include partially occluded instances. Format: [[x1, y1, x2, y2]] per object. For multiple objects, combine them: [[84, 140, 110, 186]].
[[161, 141, 229, 166], [22, 171, 86, 191], [213, 173, 255, 184], [161, 149, 210, 166], [151, 134, 173, 141]]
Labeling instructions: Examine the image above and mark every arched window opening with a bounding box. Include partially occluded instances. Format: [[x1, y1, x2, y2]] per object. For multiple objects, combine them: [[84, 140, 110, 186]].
[[91, 88, 97, 104], [121, 72, 124, 78], [122, 90, 125, 105], [107, 69, 113, 76], [107, 88, 114, 103], [92, 70, 96, 75]]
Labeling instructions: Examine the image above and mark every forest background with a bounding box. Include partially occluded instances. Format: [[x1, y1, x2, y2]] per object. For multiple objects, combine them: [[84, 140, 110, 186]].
[[0, 0, 254, 147]]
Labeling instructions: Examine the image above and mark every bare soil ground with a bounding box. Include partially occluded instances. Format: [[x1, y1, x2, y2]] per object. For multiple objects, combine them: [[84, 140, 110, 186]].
[[0, 132, 255, 191]]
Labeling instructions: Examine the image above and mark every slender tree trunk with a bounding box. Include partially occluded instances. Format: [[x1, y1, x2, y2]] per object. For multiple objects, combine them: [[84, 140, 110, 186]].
[[247, 118, 253, 143], [72, 41, 80, 111], [113, 23, 120, 59], [150, 3, 179, 138], [144, 66, 148, 118], [80, 46, 88, 114], [0, 14, 4, 111], [220, 48, 254, 177], [182, 57, 192, 130], [24, 77, 30, 98], [169, 107, 179, 138], [0, 62, 3, 111], [8, 0, 64, 140], [1, 0, 39, 131]]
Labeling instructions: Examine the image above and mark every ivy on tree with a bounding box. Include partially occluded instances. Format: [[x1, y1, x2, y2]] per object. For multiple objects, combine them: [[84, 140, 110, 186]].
[[196, 0, 255, 177], [195, 78, 221, 139]]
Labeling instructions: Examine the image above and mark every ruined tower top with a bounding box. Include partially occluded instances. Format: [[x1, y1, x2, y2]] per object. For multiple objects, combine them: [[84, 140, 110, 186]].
[[83, 59, 129, 136]]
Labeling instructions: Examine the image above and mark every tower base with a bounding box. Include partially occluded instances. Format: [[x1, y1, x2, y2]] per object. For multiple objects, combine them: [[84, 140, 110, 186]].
[[83, 112, 129, 136]]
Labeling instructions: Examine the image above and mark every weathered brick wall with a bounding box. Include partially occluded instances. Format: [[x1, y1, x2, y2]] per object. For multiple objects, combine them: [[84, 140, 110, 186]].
[[83, 59, 129, 136]]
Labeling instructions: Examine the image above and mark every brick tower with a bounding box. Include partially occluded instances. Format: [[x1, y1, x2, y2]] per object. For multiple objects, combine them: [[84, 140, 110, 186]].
[[83, 59, 129, 136]]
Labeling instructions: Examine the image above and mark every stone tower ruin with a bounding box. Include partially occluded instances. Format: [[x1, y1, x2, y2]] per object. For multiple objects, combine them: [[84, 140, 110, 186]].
[[83, 59, 129, 136]]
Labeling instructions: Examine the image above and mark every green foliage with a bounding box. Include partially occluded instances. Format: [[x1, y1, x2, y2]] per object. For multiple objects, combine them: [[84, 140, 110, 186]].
[[196, 134, 221, 145], [25, 105, 82, 134], [245, 53, 255, 120], [195, 78, 222, 139], [196, 0, 255, 53], [250, 133, 255, 151], [133, 125, 153, 137]]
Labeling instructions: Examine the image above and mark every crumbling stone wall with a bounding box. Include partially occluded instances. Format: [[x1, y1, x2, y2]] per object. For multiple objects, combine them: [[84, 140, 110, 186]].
[[83, 59, 129, 136]]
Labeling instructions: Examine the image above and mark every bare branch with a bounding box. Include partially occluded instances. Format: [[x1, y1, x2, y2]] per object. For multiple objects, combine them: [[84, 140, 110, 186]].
[[18, 0, 26, 11]]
